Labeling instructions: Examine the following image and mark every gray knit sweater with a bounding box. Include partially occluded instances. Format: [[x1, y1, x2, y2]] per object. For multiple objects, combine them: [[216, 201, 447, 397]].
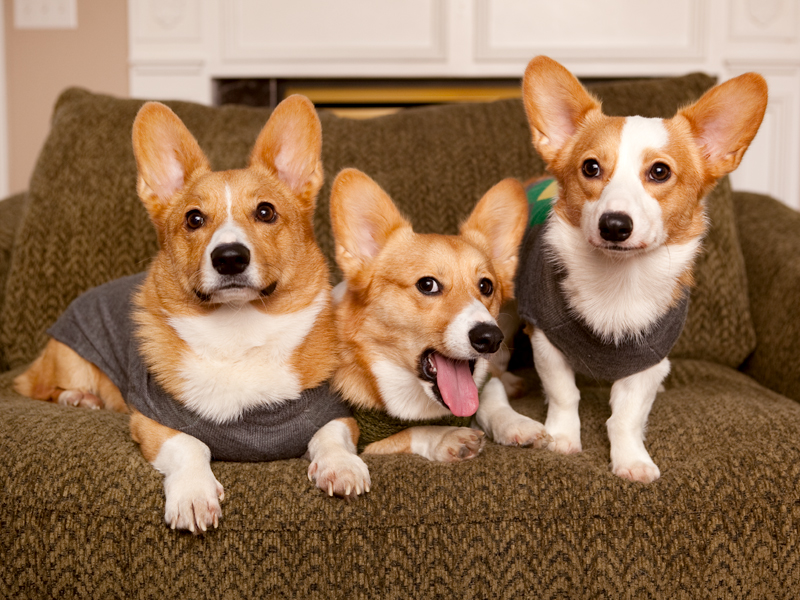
[[48, 273, 351, 461], [516, 221, 689, 381]]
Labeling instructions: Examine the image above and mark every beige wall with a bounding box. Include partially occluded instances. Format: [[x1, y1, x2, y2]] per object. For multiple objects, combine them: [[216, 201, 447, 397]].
[[4, 0, 129, 194]]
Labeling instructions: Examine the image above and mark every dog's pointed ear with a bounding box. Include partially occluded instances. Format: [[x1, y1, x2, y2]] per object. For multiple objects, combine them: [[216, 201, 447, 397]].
[[522, 55, 601, 164], [132, 102, 210, 225], [330, 168, 411, 280], [250, 94, 323, 207], [678, 73, 768, 178], [460, 178, 528, 301]]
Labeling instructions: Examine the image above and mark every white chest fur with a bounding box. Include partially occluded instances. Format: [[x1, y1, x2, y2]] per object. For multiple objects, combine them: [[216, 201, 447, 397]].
[[545, 217, 701, 343], [168, 291, 327, 423]]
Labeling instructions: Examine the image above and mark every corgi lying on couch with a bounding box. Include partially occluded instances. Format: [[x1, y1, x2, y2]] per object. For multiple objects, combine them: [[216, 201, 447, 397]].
[[15, 96, 369, 533], [329, 168, 552, 461]]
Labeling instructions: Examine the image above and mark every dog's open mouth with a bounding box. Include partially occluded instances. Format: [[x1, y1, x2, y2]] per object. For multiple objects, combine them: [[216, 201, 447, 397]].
[[419, 349, 479, 417]]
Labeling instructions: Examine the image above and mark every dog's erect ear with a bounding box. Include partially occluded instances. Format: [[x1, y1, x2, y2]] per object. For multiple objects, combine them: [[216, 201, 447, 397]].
[[460, 178, 528, 301], [330, 168, 411, 280], [678, 73, 768, 179], [522, 55, 601, 164], [132, 102, 210, 224], [250, 94, 323, 206]]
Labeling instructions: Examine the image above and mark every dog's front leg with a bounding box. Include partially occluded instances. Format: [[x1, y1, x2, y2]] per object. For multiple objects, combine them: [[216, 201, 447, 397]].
[[607, 358, 670, 483], [476, 377, 551, 448], [363, 426, 484, 462], [530, 328, 582, 454], [307, 417, 370, 499], [130, 410, 224, 533]]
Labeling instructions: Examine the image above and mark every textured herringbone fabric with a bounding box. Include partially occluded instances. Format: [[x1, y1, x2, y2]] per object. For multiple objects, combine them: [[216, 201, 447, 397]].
[[2, 360, 800, 598], [735, 191, 800, 403], [0, 73, 754, 373]]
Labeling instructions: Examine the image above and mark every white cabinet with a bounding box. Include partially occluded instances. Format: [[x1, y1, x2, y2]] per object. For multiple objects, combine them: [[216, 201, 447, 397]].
[[128, 0, 800, 208]]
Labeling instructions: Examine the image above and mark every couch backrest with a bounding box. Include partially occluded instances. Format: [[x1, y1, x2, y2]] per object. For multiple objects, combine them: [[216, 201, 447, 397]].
[[0, 73, 756, 371]]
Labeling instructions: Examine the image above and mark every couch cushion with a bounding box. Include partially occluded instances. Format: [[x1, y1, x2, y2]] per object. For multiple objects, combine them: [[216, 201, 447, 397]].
[[0, 72, 754, 371], [1, 359, 798, 597]]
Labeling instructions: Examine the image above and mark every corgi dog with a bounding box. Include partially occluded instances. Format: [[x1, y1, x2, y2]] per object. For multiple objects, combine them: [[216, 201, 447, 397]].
[[511, 56, 768, 482], [329, 168, 551, 461], [14, 96, 369, 533]]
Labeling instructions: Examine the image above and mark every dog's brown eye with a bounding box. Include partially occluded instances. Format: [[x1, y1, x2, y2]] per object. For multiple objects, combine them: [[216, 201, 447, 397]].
[[416, 277, 441, 296], [256, 202, 277, 223], [649, 162, 671, 182], [479, 278, 493, 297], [582, 159, 601, 178], [185, 209, 205, 230]]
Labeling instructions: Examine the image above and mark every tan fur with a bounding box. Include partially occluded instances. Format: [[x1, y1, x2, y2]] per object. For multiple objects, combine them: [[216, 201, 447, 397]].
[[362, 429, 413, 455], [14, 338, 127, 412], [330, 168, 527, 436], [129, 409, 180, 463]]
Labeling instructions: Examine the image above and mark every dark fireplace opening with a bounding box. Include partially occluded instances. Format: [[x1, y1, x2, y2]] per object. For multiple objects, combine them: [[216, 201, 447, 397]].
[[215, 78, 523, 118]]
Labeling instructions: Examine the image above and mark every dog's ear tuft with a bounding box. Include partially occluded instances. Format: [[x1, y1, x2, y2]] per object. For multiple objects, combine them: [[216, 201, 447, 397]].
[[329, 168, 411, 280], [250, 95, 323, 207], [522, 55, 601, 164], [460, 178, 528, 301], [678, 72, 768, 178], [132, 102, 210, 225]]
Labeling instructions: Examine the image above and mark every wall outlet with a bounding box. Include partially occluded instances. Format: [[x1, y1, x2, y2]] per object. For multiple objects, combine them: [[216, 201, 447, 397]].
[[14, 0, 78, 30]]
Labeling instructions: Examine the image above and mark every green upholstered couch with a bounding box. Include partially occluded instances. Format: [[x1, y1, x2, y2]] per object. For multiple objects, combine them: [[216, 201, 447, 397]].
[[1, 74, 800, 599]]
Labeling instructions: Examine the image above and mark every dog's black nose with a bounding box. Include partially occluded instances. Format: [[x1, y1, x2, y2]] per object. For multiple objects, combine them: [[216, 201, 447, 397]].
[[211, 243, 250, 275], [469, 323, 504, 354], [599, 212, 633, 242]]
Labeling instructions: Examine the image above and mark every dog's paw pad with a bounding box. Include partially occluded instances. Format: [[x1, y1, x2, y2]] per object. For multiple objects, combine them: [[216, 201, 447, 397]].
[[613, 461, 660, 483], [434, 428, 485, 462], [58, 390, 103, 410], [309, 452, 370, 499]]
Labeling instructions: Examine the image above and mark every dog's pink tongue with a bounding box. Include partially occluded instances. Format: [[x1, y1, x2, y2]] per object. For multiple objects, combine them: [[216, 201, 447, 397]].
[[432, 354, 479, 417]]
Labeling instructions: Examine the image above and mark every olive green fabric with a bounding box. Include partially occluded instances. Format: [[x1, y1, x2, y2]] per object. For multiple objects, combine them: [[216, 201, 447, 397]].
[[2, 359, 800, 598], [352, 406, 472, 451], [0, 193, 28, 372], [734, 191, 800, 403], [0, 72, 754, 374]]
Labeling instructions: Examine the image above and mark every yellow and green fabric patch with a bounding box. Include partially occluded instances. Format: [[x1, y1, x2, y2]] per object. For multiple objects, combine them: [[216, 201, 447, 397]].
[[525, 176, 558, 227]]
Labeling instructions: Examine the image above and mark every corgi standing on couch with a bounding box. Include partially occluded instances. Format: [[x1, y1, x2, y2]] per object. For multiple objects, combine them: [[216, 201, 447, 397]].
[[329, 168, 551, 461], [514, 56, 767, 482], [14, 96, 369, 533]]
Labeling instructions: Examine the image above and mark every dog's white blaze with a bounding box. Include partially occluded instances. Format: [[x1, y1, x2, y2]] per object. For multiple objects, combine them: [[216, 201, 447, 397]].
[[547, 215, 701, 343], [201, 184, 253, 290], [443, 299, 497, 358], [168, 291, 327, 423], [582, 117, 668, 250]]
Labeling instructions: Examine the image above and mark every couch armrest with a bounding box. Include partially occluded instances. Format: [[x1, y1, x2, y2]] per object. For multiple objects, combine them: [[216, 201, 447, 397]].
[[0, 193, 29, 372], [734, 191, 800, 402]]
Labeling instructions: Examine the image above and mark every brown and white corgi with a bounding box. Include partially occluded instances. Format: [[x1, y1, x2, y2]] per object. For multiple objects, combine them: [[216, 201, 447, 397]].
[[14, 96, 369, 533], [511, 56, 767, 482], [329, 168, 551, 461]]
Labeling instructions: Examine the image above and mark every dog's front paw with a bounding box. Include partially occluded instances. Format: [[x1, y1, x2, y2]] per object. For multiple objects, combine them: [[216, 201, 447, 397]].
[[612, 460, 660, 483], [309, 451, 371, 499], [58, 389, 103, 409], [490, 413, 552, 449], [433, 428, 485, 462], [163, 471, 225, 534], [547, 433, 582, 454]]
